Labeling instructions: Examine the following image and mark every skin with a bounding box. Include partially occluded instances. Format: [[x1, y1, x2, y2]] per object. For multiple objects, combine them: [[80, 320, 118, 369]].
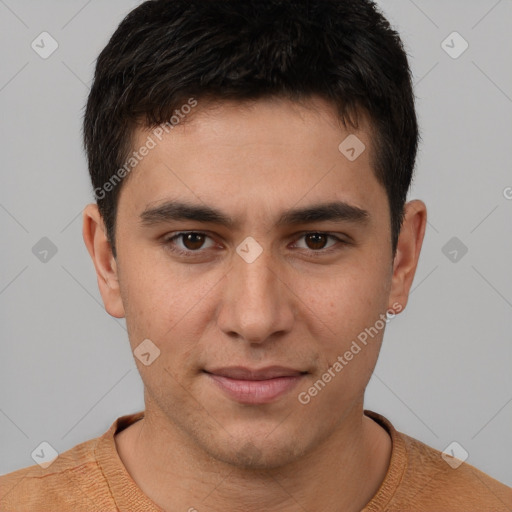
[[83, 96, 427, 512]]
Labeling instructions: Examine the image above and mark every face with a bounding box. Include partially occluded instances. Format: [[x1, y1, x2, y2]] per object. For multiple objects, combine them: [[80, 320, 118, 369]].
[[84, 96, 425, 470]]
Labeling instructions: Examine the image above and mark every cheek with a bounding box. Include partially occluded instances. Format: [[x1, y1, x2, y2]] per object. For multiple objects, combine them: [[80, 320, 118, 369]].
[[307, 263, 389, 333], [297, 261, 391, 392], [119, 253, 220, 349], [297, 272, 387, 417]]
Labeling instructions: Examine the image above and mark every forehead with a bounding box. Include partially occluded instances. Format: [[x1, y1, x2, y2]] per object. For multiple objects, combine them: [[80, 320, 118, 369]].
[[118, 96, 385, 224]]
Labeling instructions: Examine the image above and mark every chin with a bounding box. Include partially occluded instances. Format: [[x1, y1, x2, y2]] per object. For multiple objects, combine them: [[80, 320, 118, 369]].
[[195, 426, 309, 471]]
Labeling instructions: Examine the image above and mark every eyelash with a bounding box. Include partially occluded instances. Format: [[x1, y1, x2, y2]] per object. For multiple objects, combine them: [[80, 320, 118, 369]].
[[162, 231, 349, 258]]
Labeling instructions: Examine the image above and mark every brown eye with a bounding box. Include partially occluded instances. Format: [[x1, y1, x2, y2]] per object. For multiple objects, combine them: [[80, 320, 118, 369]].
[[181, 232, 206, 250], [304, 233, 329, 250], [164, 232, 216, 256], [292, 232, 344, 255]]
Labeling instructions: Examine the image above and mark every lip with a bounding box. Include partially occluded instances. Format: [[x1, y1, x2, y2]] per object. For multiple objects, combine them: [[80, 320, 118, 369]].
[[204, 366, 307, 404]]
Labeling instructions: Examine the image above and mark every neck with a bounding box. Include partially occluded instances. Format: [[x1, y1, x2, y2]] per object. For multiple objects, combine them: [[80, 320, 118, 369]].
[[115, 402, 392, 512]]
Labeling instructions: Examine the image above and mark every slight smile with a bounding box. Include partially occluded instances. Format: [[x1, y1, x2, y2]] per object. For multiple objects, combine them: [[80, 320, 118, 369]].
[[203, 366, 308, 405]]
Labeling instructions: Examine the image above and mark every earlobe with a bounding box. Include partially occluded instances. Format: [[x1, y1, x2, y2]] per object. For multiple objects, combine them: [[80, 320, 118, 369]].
[[82, 203, 125, 318], [388, 200, 427, 312]]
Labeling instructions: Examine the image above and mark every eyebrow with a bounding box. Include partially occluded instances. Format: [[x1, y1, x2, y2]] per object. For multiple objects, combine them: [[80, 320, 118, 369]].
[[139, 199, 370, 229]]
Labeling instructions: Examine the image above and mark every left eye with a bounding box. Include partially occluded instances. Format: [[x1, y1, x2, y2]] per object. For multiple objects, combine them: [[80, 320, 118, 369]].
[[292, 232, 339, 251]]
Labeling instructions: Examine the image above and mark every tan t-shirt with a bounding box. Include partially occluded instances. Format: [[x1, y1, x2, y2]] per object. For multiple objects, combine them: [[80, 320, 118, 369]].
[[1, 410, 511, 511]]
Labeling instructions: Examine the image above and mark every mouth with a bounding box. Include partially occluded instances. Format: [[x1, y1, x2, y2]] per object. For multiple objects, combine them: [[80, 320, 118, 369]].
[[203, 366, 308, 405]]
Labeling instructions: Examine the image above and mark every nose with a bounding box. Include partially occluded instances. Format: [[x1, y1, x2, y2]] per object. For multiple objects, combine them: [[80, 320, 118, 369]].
[[216, 245, 295, 344]]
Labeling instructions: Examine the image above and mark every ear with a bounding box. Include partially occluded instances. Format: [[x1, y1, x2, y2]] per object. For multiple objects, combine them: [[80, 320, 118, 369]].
[[388, 200, 427, 313], [82, 203, 125, 318]]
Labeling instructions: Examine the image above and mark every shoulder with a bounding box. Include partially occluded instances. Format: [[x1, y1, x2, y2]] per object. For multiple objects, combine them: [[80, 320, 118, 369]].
[[363, 410, 512, 511], [395, 432, 512, 510], [0, 412, 145, 511], [0, 436, 112, 511]]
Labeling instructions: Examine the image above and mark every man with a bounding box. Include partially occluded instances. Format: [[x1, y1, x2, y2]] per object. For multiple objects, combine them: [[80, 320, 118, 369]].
[[1, 0, 511, 510]]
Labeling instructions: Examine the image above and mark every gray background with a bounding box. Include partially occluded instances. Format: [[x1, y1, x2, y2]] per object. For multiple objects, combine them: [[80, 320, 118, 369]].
[[0, 0, 511, 487]]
